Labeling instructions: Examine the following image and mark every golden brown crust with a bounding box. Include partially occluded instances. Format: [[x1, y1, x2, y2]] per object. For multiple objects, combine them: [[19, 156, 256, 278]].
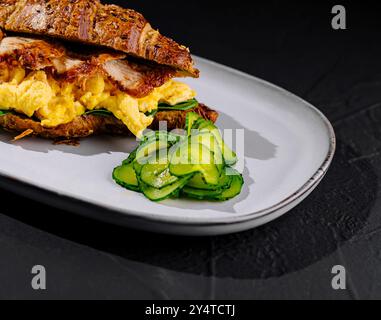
[[0, 0, 16, 28], [0, 104, 219, 139], [0, 0, 199, 77]]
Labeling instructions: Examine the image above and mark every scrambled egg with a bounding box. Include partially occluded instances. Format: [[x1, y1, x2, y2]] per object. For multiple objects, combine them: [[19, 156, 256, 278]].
[[0, 67, 196, 136]]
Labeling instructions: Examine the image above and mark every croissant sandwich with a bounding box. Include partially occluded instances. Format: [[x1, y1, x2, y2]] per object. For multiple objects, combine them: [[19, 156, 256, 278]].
[[0, 0, 218, 140]]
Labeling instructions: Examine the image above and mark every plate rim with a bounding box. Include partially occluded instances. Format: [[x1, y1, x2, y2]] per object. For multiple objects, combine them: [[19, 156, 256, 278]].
[[0, 55, 336, 228]]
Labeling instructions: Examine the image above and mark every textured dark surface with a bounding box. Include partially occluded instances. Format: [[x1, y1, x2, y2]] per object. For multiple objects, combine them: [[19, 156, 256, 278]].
[[1, 1, 381, 299]]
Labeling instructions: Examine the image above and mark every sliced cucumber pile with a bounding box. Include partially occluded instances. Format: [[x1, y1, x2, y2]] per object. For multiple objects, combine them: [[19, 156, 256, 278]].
[[112, 112, 244, 202]]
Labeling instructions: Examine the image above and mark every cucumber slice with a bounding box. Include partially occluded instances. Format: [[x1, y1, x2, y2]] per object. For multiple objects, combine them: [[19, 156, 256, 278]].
[[182, 186, 223, 200], [135, 139, 169, 164], [140, 154, 179, 189], [190, 132, 225, 172], [183, 172, 244, 201], [135, 131, 183, 164], [133, 160, 144, 175], [171, 162, 220, 186], [170, 140, 220, 185], [143, 131, 182, 144], [185, 112, 202, 136], [112, 163, 140, 192], [122, 150, 137, 165], [187, 172, 232, 190], [190, 115, 238, 166], [141, 175, 193, 202], [203, 127, 237, 166], [215, 173, 244, 201]]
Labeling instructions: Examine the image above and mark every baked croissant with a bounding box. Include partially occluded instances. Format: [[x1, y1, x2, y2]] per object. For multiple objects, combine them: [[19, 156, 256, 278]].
[[0, 0, 199, 77], [0, 0, 216, 140]]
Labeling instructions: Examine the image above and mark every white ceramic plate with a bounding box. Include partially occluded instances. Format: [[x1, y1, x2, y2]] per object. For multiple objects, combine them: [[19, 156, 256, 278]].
[[0, 57, 335, 236]]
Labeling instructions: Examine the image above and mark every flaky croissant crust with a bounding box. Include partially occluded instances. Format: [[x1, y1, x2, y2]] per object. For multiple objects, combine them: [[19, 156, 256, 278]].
[[0, 0, 199, 77]]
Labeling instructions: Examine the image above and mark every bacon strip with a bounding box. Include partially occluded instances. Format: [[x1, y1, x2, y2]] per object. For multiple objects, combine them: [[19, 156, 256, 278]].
[[0, 36, 177, 97], [0, 36, 64, 69], [102, 59, 175, 98]]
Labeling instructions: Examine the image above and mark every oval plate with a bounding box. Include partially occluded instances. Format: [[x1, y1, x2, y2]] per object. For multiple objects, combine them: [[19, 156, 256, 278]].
[[0, 57, 335, 236]]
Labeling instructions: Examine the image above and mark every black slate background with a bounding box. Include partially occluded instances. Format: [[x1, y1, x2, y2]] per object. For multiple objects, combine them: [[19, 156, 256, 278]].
[[1, 1, 381, 299]]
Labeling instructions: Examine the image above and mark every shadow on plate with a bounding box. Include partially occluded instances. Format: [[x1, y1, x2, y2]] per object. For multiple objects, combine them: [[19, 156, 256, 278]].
[[217, 112, 277, 161], [0, 140, 377, 280]]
